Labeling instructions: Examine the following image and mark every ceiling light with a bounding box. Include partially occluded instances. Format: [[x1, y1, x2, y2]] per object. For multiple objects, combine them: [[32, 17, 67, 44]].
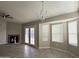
[[40, 1, 47, 22]]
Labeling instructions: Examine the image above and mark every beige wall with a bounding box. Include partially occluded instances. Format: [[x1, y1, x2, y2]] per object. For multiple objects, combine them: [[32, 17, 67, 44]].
[[7, 22, 22, 43], [0, 18, 7, 44]]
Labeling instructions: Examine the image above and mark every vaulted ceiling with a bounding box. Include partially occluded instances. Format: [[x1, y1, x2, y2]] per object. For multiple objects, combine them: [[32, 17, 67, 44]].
[[0, 1, 78, 23]]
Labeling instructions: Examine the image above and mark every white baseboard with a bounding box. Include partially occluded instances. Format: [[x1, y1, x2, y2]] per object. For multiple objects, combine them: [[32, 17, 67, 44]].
[[39, 47, 50, 49]]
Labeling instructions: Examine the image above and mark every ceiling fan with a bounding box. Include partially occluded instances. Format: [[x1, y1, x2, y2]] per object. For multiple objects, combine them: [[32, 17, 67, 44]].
[[0, 13, 13, 19]]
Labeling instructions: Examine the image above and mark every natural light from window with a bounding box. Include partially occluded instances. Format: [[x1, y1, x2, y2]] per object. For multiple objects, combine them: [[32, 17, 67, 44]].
[[30, 28, 35, 45], [52, 23, 64, 43], [25, 28, 29, 43], [42, 24, 49, 41], [68, 21, 78, 46]]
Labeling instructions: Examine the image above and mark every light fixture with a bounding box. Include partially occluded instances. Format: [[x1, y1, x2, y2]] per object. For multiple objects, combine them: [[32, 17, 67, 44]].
[[40, 1, 47, 22]]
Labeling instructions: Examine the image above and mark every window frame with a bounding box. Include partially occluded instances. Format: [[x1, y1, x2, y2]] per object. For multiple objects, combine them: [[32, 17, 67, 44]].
[[67, 19, 78, 47]]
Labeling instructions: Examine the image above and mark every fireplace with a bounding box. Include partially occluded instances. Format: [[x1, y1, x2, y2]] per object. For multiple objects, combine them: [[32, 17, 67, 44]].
[[8, 35, 19, 44]]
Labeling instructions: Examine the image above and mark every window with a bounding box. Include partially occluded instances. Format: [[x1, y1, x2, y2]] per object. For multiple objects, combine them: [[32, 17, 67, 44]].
[[42, 24, 49, 41], [68, 20, 78, 46], [25, 28, 29, 43], [52, 23, 64, 43]]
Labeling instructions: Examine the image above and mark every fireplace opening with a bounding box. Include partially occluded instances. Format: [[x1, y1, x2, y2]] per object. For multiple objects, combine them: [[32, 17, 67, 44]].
[[8, 35, 19, 44]]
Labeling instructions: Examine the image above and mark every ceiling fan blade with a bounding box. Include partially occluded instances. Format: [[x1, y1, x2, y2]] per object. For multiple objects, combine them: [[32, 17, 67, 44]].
[[5, 15, 10, 17], [0, 13, 5, 16], [7, 16, 13, 19]]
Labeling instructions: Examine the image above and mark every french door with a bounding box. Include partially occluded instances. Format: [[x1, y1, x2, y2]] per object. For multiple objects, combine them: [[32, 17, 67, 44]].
[[25, 27, 35, 46]]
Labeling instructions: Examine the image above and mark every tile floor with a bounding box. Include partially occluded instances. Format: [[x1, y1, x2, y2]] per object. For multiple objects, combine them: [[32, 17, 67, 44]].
[[0, 44, 76, 58]]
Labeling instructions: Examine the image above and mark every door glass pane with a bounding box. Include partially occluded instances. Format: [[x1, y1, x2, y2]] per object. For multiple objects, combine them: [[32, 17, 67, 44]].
[[25, 28, 29, 43], [52, 24, 64, 43], [68, 21, 78, 46], [30, 28, 35, 45]]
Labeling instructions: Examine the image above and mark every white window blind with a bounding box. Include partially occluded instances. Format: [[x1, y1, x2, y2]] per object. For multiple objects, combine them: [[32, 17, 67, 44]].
[[42, 25, 49, 41], [52, 23, 64, 43], [68, 21, 78, 46]]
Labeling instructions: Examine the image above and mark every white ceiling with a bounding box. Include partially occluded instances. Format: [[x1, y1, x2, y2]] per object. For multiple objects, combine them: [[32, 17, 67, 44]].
[[0, 1, 78, 23]]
